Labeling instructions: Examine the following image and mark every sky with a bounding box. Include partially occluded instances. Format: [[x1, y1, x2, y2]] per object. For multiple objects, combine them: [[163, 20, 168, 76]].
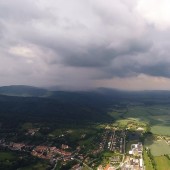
[[1, 0, 170, 90]]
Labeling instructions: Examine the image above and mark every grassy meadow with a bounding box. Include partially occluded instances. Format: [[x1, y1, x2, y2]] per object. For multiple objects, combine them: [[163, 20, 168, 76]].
[[143, 150, 154, 170], [154, 156, 170, 170], [151, 125, 170, 136], [125, 105, 170, 122], [145, 139, 170, 156], [123, 105, 170, 136]]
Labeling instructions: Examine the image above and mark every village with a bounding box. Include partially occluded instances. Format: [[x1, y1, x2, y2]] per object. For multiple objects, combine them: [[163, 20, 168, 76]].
[[0, 125, 146, 170]]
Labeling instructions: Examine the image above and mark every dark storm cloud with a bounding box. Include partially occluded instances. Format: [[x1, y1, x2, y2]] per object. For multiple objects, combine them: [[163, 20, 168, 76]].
[[59, 37, 152, 68], [1, 0, 170, 89]]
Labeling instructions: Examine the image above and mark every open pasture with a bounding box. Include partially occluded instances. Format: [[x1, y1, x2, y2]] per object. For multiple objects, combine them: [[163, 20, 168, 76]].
[[124, 105, 170, 135], [151, 125, 170, 136], [145, 139, 170, 156], [126, 106, 170, 122], [154, 156, 170, 170], [143, 150, 154, 170]]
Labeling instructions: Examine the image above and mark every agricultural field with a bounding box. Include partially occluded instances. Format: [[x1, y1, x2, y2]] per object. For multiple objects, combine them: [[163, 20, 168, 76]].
[[145, 139, 170, 156], [151, 125, 170, 136], [154, 156, 170, 170], [109, 105, 170, 131], [125, 105, 170, 122], [115, 118, 147, 130], [123, 105, 170, 136], [143, 150, 154, 170], [0, 150, 51, 170]]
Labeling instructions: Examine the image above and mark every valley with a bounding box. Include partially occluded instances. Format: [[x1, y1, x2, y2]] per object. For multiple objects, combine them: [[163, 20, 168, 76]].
[[0, 86, 169, 169]]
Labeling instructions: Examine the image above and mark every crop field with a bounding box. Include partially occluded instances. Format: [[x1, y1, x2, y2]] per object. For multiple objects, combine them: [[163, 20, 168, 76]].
[[143, 150, 154, 170], [151, 125, 170, 136], [154, 156, 170, 170], [123, 105, 170, 135], [109, 105, 170, 136], [125, 106, 170, 122], [145, 139, 170, 156]]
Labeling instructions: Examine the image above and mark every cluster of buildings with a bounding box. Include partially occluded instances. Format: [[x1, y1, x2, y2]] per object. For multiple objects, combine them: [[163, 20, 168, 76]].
[[25, 128, 40, 136], [9, 142, 27, 151], [122, 142, 144, 170], [71, 163, 82, 170], [98, 164, 116, 170], [0, 140, 33, 152], [108, 130, 125, 154], [100, 131, 109, 150], [97, 130, 126, 170], [0, 126, 146, 170], [32, 145, 72, 160], [97, 141, 144, 170], [129, 143, 143, 156], [91, 131, 109, 155], [0, 139, 72, 162]]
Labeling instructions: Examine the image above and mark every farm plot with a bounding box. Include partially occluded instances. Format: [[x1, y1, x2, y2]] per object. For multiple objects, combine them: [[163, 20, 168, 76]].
[[154, 156, 170, 170], [151, 125, 170, 136], [145, 139, 170, 156], [125, 105, 170, 136]]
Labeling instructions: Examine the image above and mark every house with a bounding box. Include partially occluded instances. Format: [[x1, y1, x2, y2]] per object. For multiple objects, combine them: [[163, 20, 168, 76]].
[[61, 144, 69, 149]]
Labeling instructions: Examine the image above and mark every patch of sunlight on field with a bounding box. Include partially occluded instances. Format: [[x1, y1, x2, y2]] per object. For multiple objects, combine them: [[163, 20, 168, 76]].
[[151, 125, 170, 136], [154, 156, 170, 170], [145, 140, 170, 156]]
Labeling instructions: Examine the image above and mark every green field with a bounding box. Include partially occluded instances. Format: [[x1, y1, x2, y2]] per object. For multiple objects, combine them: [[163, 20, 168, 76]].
[[125, 106, 170, 123], [145, 139, 170, 156], [143, 150, 154, 170], [0, 151, 15, 161], [154, 156, 170, 170], [123, 105, 170, 135], [110, 105, 170, 133], [0, 152, 15, 161], [19, 163, 49, 170], [151, 125, 170, 136]]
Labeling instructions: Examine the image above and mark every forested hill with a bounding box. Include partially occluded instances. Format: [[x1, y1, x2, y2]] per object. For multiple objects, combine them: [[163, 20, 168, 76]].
[[0, 85, 48, 97], [1, 85, 170, 101], [1, 86, 170, 127], [0, 94, 112, 127]]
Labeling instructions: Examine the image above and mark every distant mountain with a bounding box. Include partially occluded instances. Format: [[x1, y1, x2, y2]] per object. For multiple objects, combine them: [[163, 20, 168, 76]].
[[0, 85, 49, 97], [0, 86, 170, 126], [95, 87, 170, 97], [1, 85, 170, 102], [0, 93, 111, 125]]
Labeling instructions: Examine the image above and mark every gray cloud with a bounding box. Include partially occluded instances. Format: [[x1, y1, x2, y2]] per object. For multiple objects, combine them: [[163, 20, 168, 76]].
[[0, 0, 170, 89]]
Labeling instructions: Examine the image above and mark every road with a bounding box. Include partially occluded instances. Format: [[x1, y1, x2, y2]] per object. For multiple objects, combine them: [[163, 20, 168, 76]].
[[51, 160, 58, 170], [71, 157, 93, 170]]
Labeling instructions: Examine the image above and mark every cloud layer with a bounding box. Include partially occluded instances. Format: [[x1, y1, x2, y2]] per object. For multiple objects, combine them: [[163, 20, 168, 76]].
[[1, 0, 170, 90]]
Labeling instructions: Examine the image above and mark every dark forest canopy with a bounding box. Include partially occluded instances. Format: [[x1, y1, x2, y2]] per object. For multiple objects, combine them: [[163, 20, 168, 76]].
[[0, 85, 170, 127]]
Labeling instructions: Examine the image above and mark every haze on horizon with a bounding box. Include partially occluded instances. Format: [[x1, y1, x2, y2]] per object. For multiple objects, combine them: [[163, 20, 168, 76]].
[[1, 0, 170, 91]]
